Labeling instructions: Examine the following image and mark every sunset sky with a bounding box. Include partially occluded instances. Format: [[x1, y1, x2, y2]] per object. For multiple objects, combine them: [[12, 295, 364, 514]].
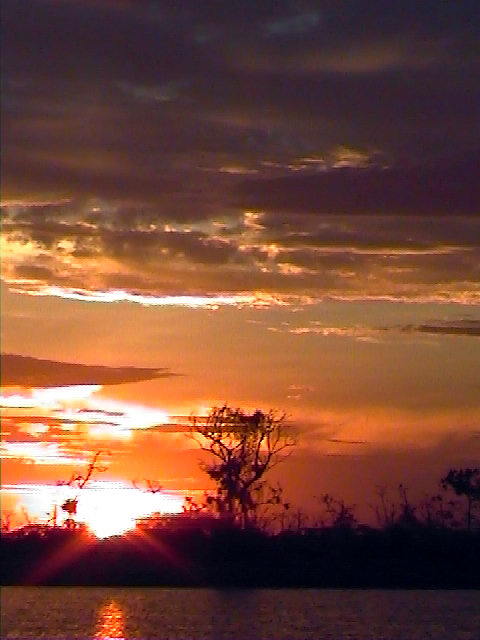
[[1, 1, 479, 530]]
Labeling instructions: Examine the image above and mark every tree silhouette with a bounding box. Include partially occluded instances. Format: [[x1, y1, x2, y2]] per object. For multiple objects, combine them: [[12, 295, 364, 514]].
[[133, 478, 163, 494], [61, 498, 78, 529], [316, 493, 358, 530], [60, 450, 108, 490], [190, 405, 295, 528], [417, 493, 459, 529], [441, 468, 480, 531], [57, 450, 109, 528], [1, 511, 13, 533]]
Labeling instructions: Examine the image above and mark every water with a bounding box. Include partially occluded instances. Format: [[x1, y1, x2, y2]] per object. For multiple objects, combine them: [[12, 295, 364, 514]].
[[1, 587, 479, 640]]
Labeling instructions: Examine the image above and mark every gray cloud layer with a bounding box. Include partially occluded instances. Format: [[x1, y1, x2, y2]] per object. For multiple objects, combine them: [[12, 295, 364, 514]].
[[2, 1, 479, 303]]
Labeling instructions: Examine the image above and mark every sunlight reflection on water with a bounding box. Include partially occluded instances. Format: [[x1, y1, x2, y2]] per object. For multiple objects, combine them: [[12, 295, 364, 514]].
[[94, 601, 125, 640], [1, 587, 480, 640]]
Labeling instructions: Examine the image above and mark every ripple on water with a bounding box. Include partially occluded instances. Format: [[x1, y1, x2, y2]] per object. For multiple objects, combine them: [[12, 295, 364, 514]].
[[1, 587, 480, 640]]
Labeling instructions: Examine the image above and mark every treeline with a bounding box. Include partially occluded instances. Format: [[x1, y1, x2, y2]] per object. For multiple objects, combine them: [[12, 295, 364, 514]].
[[2, 469, 480, 588], [1, 513, 480, 588]]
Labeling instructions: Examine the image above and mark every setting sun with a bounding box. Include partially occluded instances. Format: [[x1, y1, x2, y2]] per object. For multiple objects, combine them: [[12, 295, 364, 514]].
[[87, 512, 136, 539], [74, 482, 185, 538], [1, 481, 185, 538]]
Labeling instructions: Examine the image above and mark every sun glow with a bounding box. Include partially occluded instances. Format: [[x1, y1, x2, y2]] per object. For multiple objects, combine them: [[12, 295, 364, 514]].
[[8, 284, 286, 308], [0, 442, 87, 465], [87, 508, 137, 539], [0, 385, 101, 409], [76, 482, 185, 537], [0, 386, 172, 441], [1, 481, 185, 538]]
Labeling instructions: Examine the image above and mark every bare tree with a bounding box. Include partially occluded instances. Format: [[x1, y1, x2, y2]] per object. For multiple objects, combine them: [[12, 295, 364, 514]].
[[1, 511, 13, 533], [417, 493, 460, 529], [441, 468, 480, 531], [315, 494, 357, 530], [59, 450, 109, 490], [133, 478, 163, 494], [370, 485, 398, 528], [58, 450, 109, 528], [189, 405, 296, 529], [395, 484, 418, 528]]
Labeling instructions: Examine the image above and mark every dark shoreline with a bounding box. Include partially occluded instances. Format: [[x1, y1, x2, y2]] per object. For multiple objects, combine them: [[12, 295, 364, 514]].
[[2, 525, 479, 589]]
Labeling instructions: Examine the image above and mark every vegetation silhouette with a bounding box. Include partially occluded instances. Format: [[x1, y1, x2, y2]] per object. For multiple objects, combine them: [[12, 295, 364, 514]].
[[188, 405, 295, 529], [1, 408, 479, 588], [57, 450, 109, 529], [441, 467, 480, 531]]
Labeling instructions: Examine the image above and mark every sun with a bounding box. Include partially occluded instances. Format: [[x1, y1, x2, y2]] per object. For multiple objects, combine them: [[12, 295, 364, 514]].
[[75, 481, 184, 538], [87, 511, 137, 539]]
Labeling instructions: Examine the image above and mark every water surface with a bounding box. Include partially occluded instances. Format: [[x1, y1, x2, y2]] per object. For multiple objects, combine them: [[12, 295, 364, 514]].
[[2, 587, 479, 640]]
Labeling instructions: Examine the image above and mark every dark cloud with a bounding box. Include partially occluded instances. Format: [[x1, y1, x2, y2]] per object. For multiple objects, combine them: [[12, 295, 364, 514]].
[[275, 316, 480, 343], [401, 321, 480, 338], [325, 438, 367, 445], [0, 354, 177, 387], [233, 152, 480, 216], [3, 1, 479, 203], [2, 197, 480, 303], [2, 1, 479, 303], [259, 214, 480, 249]]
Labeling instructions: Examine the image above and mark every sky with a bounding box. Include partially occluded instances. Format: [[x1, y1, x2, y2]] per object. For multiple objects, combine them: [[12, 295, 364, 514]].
[[1, 0, 480, 530]]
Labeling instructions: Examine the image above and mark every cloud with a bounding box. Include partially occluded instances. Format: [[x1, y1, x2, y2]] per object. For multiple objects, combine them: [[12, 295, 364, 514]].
[[2, 196, 479, 305], [4, 286, 284, 309], [233, 152, 480, 217], [3, 1, 479, 206], [0, 441, 87, 465], [264, 10, 320, 38], [0, 390, 181, 453], [2, 414, 86, 432], [0, 354, 176, 387], [280, 319, 480, 341], [401, 320, 480, 338], [288, 326, 383, 343], [325, 438, 368, 445], [2, 1, 479, 305]]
